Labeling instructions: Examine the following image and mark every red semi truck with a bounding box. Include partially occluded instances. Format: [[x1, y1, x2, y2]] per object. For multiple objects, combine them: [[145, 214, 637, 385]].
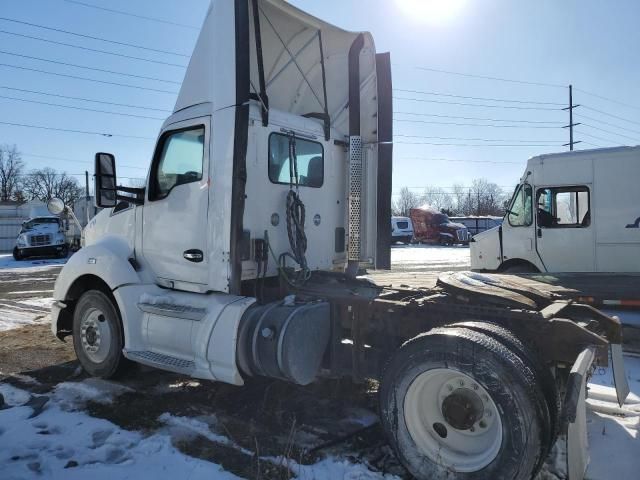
[[410, 207, 471, 245]]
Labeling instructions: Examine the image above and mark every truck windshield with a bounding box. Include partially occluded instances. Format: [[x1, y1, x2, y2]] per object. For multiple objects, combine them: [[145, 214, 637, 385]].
[[433, 213, 449, 225], [22, 218, 59, 231], [507, 184, 533, 226]]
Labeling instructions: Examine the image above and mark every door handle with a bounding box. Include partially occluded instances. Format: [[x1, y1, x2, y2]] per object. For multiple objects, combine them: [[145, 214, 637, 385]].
[[537, 228, 542, 238], [183, 249, 204, 263]]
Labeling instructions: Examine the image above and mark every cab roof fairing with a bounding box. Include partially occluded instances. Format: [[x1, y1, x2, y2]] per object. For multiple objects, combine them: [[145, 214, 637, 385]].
[[174, 0, 379, 143]]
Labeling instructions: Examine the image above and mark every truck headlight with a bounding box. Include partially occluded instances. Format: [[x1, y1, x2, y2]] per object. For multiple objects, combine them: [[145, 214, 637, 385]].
[[16, 234, 27, 247]]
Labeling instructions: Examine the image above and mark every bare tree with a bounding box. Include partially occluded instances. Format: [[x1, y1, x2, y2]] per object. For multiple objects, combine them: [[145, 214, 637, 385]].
[[392, 187, 422, 217], [422, 186, 454, 213], [449, 179, 506, 216], [0, 144, 24, 201], [22, 168, 83, 206]]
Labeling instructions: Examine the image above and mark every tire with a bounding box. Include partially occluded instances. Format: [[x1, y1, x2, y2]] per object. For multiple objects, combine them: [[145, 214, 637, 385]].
[[379, 327, 545, 480], [439, 236, 452, 246], [500, 262, 539, 274], [72, 290, 130, 378], [12, 247, 22, 261], [446, 321, 560, 473]]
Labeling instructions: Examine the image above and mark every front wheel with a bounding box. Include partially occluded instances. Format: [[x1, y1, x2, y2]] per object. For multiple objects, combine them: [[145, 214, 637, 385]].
[[379, 327, 545, 480], [73, 290, 130, 378], [12, 247, 22, 261]]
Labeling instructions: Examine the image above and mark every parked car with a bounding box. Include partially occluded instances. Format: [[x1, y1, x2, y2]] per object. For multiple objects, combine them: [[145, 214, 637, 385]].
[[410, 207, 470, 245], [13, 216, 68, 260], [391, 216, 414, 244], [450, 216, 503, 236]]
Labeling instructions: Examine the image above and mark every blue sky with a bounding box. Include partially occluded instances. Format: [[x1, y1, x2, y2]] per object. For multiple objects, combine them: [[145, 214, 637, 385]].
[[1, 0, 639, 198]]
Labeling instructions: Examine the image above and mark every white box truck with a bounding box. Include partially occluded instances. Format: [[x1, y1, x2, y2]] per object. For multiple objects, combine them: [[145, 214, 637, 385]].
[[48, 2, 628, 479], [471, 146, 640, 273]]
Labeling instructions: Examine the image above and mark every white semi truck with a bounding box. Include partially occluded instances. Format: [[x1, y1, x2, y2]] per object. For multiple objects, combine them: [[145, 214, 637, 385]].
[[50, 1, 628, 479], [471, 146, 640, 273]]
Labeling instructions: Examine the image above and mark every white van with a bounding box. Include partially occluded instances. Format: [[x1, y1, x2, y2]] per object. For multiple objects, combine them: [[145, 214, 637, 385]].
[[471, 146, 640, 273], [391, 216, 413, 244]]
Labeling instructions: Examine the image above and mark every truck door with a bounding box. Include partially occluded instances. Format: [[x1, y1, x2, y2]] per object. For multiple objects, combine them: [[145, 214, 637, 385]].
[[535, 186, 595, 272], [142, 117, 210, 288], [502, 183, 540, 269]]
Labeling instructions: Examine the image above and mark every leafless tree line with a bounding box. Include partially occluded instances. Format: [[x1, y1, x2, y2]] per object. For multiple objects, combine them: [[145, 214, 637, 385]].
[[0, 144, 83, 205], [393, 179, 509, 217]]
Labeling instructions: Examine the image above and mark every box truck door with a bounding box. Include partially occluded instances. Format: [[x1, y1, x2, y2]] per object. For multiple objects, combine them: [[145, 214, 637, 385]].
[[535, 186, 595, 272], [142, 117, 211, 288]]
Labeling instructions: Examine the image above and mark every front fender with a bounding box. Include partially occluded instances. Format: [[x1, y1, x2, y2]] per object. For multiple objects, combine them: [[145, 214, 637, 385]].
[[53, 235, 140, 302]]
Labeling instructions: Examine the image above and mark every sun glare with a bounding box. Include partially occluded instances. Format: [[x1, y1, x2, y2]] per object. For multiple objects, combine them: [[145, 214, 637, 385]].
[[396, 0, 467, 25]]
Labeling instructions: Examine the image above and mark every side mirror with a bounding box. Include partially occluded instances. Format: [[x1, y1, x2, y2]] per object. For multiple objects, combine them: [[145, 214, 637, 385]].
[[47, 197, 66, 215], [95, 152, 117, 208]]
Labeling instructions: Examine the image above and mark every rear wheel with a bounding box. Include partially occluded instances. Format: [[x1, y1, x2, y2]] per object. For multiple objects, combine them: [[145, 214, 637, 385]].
[[379, 328, 545, 480], [73, 290, 130, 378]]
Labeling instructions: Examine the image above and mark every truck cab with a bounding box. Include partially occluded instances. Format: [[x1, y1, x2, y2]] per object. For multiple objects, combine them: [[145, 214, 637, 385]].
[[410, 207, 470, 245], [48, 2, 628, 479], [471, 146, 640, 273], [13, 215, 68, 260]]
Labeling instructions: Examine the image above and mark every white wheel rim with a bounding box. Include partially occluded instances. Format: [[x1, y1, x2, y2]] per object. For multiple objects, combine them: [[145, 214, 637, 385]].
[[80, 307, 112, 363], [404, 368, 503, 472]]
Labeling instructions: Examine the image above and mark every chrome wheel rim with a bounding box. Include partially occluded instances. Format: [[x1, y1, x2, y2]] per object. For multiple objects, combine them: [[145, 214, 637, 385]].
[[404, 368, 503, 472], [80, 307, 112, 363]]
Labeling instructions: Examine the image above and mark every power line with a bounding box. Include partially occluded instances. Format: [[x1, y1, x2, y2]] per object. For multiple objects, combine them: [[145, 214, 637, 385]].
[[21, 152, 147, 170], [394, 88, 564, 106], [0, 120, 154, 139], [574, 87, 640, 112], [401, 64, 565, 88], [0, 16, 190, 57], [394, 111, 562, 124], [579, 123, 640, 144], [574, 113, 640, 136], [18, 171, 145, 180], [0, 94, 165, 120], [397, 157, 521, 165], [0, 62, 177, 94], [581, 105, 640, 128], [0, 29, 187, 68], [574, 130, 622, 146], [0, 49, 181, 84], [393, 96, 561, 111], [60, 0, 199, 30], [395, 141, 562, 147], [0, 86, 172, 113], [395, 134, 561, 143], [395, 118, 560, 129]]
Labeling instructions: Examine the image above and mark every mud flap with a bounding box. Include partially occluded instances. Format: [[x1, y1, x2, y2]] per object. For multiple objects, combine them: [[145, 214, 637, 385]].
[[565, 347, 595, 480], [611, 343, 630, 407]]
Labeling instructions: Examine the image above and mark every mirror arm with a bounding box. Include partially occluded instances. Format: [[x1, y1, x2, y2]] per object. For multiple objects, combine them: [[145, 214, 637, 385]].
[[116, 185, 145, 205]]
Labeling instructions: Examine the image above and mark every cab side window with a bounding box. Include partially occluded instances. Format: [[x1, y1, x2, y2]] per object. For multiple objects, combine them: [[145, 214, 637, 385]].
[[149, 126, 205, 200], [268, 133, 324, 188], [507, 184, 533, 227], [536, 187, 590, 228]]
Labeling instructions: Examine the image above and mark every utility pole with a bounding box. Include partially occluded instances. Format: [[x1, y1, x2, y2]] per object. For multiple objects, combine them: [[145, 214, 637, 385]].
[[562, 84, 581, 150]]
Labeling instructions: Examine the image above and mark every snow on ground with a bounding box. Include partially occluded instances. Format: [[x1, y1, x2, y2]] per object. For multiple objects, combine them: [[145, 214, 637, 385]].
[[390, 244, 470, 272], [0, 253, 68, 271], [0, 380, 396, 480]]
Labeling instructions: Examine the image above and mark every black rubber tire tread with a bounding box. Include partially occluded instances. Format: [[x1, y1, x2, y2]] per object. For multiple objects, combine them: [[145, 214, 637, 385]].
[[500, 262, 539, 273], [72, 290, 130, 378], [379, 327, 545, 480], [446, 321, 561, 473]]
